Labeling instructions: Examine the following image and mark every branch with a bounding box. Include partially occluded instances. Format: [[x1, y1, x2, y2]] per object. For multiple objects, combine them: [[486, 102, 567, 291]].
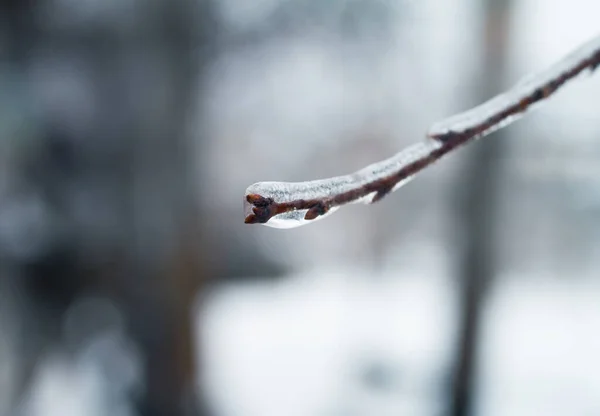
[[244, 35, 600, 229]]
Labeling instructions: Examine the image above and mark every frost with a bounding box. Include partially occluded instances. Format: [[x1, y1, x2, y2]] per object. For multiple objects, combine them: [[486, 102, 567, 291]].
[[244, 140, 442, 229], [428, 35, 600, 138], [428, 94, 525, 139]]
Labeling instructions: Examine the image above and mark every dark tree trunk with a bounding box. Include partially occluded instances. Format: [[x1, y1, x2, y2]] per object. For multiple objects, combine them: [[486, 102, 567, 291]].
[[0, 1, 217, 415], [450, 2, 513, 416]]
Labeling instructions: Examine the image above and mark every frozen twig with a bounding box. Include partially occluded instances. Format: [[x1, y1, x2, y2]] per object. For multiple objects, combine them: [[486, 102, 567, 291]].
[[244, 35, 600, 229]]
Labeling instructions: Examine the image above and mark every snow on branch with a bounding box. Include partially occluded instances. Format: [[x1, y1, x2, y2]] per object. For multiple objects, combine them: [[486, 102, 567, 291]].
[[244, 35, 600, 229]]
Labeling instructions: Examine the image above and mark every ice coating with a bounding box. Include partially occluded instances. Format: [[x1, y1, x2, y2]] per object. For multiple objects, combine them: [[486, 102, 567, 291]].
[[353, 141, 442, 185], [243, 205, 340, 229], [244, 140, 442, 228], [428, 35, 600, 138], [243, 179, 347, 229], [428, 94, 525, 138], [244, 34, 600, 229]]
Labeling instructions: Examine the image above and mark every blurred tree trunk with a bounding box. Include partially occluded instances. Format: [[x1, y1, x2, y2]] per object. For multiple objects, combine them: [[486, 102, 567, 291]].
[[0, 0, 216, 415], [450, 1, 513, 416]]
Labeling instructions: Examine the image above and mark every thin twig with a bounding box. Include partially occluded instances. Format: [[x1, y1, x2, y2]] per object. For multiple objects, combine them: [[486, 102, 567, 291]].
[[244, 35, 600, 228]]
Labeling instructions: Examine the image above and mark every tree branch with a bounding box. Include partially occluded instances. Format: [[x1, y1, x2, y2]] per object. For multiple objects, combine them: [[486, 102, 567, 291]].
[[244, 35, 600, 229]]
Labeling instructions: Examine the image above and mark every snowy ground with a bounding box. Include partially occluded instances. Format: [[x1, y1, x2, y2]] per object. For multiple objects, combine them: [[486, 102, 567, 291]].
[[200, 268, 600, 416], [11, 266, 600, 416], [201, 264, 456, 416]]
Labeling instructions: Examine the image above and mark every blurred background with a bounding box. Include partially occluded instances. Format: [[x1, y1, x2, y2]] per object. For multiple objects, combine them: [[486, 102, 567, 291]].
[[0, 0, 599, 415]]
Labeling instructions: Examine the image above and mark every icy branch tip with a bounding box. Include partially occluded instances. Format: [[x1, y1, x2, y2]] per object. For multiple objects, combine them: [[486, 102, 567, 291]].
[[244, 181, 338, 229]]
